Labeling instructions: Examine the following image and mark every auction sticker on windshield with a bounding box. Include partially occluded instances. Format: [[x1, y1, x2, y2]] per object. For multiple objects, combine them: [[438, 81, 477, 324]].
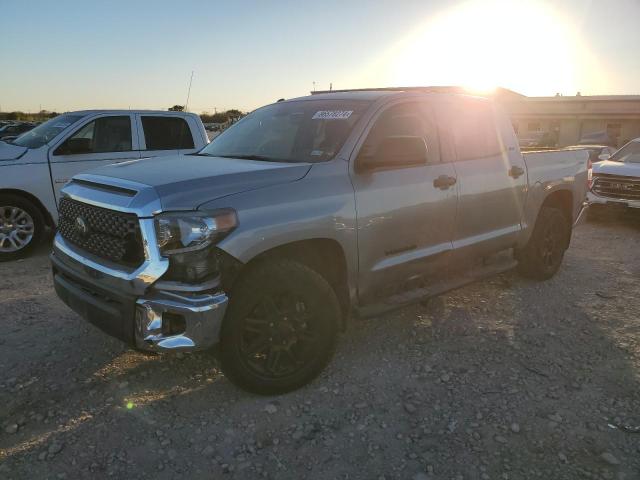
[[312, 110, 353, 120]]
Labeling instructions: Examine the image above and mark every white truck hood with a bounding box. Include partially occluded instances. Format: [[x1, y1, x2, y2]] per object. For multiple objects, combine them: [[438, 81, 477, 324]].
[[0, 141, 28, 161], [593, 160, 640, 178]]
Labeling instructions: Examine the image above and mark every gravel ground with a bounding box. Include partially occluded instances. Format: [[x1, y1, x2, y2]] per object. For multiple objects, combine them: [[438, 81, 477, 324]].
[[1, 214, 639, 480]]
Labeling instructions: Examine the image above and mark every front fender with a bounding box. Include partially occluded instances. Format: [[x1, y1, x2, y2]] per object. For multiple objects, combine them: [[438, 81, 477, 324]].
[[201, 161, 358, 285]]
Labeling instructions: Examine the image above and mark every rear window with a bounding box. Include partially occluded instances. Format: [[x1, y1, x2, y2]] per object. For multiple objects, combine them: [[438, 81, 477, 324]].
[[141, 116, 194, 150], [449, 100, 502, 161]]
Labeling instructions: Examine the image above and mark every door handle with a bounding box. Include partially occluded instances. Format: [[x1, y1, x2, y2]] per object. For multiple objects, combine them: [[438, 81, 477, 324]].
[[433, 175, 457, 190], [509, 165, 525, 178]]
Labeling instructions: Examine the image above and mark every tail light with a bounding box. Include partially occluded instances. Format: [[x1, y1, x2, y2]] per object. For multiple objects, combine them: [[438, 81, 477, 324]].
[[587, 158, 593, 190]]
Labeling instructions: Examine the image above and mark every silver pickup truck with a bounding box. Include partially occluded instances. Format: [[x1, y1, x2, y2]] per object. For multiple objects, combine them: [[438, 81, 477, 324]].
[[51, 88, 589, 394]]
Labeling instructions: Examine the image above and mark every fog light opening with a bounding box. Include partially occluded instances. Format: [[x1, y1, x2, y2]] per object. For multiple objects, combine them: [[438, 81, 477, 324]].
[[161, 312, 186, 336]]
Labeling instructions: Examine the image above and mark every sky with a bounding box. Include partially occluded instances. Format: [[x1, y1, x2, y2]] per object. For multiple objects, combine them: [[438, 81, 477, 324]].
[[1, 0, 639, 113]]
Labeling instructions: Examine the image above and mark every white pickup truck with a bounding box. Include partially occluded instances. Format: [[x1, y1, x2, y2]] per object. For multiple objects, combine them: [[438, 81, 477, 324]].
[[0, 110, 208, 260], [588, 137, 640, 214]]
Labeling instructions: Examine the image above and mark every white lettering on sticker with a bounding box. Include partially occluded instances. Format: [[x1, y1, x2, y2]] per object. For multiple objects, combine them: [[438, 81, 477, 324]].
[[312, 110, 353, 120]]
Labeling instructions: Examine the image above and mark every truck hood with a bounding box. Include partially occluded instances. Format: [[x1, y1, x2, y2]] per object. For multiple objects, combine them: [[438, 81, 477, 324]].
[[0, 141, 28, 160], [593, 160, 640, 177], [86, 154, 312, 210]]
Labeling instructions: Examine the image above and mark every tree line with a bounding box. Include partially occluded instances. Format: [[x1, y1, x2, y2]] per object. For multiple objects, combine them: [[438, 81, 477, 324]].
[[168, 105, 244, 124], [1, 108, 246, 123]]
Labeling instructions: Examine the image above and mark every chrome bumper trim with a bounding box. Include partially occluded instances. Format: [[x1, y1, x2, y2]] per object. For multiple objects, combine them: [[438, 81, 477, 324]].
[[135, 289, 228, 352], [587, 191, 640, 209]]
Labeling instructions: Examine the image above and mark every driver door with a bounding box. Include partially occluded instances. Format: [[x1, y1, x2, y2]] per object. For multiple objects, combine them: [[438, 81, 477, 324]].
[[350, 101, 458, 304], [49, 114, 141, 201]]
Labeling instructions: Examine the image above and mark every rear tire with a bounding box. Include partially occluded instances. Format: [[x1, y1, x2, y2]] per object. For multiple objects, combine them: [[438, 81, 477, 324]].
[[517, 207, 570, 280], [0, 194, 45, 262], [219, 259, 340, 395]]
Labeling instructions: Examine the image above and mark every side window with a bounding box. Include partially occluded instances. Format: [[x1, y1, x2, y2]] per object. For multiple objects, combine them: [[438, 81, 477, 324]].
[[359, 102, 437, 167], [141, 116, 194, 150], [450, 101, 502, 161], [56, 116, 132, 155]]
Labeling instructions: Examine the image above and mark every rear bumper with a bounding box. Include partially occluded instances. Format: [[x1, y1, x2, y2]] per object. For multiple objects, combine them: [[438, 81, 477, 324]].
[[51, 241, 228, 352]]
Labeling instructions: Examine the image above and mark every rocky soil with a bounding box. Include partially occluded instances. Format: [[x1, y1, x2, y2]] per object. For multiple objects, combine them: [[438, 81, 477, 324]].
[[1, 214, 639, 479]]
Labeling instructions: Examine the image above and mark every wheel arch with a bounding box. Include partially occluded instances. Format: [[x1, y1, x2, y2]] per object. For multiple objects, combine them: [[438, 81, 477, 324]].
[[222, 238, 351, 328], [0, 188, 55, 229]]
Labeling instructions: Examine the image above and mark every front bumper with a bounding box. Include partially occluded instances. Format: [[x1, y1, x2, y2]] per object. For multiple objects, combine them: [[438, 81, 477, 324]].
[[587, 191, 640, 209], [52, 235, 228, 352], [135, 289, 227, 351]]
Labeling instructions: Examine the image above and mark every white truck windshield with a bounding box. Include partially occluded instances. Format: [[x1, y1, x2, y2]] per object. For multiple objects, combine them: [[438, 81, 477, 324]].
[[609, 141, 640, 164], [12, 114, 85, 149]]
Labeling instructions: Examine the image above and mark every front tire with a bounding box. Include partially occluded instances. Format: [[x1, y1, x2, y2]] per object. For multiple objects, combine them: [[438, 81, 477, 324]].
[[0, 194, 45, 262], [219, 259, 340, 395], [517, 207, 570, 280]]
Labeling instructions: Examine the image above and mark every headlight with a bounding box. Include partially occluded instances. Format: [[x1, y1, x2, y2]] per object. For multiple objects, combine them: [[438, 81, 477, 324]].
[[155, 209, 237, 255]]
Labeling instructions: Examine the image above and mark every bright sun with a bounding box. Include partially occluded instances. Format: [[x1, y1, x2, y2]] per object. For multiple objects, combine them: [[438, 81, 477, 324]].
[[362, 0, 602, 96]]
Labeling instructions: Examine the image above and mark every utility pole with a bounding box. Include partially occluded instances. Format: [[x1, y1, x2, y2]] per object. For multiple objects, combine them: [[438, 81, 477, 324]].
[[312, 81, 316, 92]]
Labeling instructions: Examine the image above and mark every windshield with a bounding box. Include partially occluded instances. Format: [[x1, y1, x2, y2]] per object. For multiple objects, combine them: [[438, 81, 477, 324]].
[[199, 99, 371, 162], [609, 141, 640, 164], [11, 114, 85, 149]]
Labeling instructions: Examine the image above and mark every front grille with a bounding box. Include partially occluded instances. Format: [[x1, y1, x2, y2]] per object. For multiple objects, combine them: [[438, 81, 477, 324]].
[[592, 174, 640, 201], [58, 197, 144, 267]]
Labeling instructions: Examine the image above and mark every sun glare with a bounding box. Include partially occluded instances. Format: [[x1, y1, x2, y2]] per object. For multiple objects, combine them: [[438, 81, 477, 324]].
[[355, 0, 603, 96]]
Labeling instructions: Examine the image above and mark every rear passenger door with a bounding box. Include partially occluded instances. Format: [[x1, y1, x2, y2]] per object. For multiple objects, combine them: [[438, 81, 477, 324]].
[[136, 114, 197, 157], [439, 99, 527, 267], [49, 114, 140, 202]]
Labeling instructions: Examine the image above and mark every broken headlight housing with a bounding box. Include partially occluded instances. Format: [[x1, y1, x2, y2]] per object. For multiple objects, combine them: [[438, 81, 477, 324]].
[[154, 210, 238, 283], [155, 209, 237, 255]]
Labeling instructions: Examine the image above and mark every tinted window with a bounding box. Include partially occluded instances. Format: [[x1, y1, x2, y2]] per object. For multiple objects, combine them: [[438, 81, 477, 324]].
[[141, 116, 194, 150], [59, 116, 132, 154], [450, 101, 502, 161], [360, 102, 425, 159]]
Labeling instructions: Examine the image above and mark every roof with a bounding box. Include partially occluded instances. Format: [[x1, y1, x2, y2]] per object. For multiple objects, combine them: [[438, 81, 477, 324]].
[[287, 90, 399, 102], [310, 86, 523, 97], [511, 95, 640, 103], [63, 109, 197, 116], [286, 86, 504, 104]]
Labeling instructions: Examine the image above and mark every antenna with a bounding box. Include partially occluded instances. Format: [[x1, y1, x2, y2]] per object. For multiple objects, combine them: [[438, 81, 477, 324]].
[[184, 71, 194, 111]]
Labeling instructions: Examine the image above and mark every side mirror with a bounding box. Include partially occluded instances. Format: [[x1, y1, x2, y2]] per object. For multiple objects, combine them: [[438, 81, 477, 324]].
[[358, 135, 427, 172], [597, 153, 610, 161], [55, 138, 92, 155]]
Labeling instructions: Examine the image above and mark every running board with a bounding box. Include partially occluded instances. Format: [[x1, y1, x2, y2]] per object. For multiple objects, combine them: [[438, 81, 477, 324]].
[[356, 252, 517, 319]]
